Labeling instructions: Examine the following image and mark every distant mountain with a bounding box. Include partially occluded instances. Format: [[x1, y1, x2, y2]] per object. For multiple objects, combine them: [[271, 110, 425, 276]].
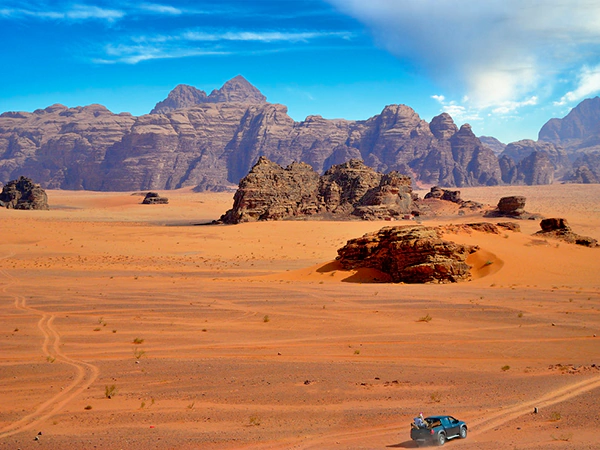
[[150, 75, 266, 114], [479, 136, 506, 155], [539, 97, 600, 153], [0, 76, 598, 191]]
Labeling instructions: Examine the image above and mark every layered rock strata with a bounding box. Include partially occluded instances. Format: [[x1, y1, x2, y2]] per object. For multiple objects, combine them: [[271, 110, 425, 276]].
[[336, 225, 479, 283]]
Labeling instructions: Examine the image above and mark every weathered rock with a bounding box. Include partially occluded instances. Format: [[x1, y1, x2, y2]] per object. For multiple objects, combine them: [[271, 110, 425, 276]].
[[567, 152, 600, 184], [479, 136, 506, 155], [499, 196, 526, 214], [485, 196, 541, 220], [424, 186, 462, 203], [496, 222, 521, 232], [336, 225, 479, 283], [0, 176, 49, 210], [220, 157, 414, 223], [220, 157, 320, 223], [534, 218, 598, 247], [142, 192, 169, 204]]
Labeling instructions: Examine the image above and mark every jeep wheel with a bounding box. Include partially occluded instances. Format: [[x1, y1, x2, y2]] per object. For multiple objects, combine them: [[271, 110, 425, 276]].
[[437, 432, 446, 446], [459, 426, 467, 439]]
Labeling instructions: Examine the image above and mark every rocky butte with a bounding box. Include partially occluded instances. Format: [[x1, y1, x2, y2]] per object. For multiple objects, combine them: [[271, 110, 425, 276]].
[[1, 76, 599, 191], [219, 157, 414, 223]]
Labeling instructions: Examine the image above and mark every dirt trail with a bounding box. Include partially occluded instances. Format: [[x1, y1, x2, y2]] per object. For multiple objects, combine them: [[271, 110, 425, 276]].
[[0, 256, 99, 439], [469, 375, 600, 435]]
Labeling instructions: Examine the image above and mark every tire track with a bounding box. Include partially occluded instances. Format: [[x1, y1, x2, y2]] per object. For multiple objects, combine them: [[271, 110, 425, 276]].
[[469, 375, 600, 435], [0, 256, 100, 439]]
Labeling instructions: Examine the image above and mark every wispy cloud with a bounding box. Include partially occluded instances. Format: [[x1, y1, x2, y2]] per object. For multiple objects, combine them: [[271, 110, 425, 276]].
[[555, 65, 600, 105], [101, 28, 355, 64], [0, 4, 125, 22], [137, 3, 182, 15], [327, 0, 600, 112]]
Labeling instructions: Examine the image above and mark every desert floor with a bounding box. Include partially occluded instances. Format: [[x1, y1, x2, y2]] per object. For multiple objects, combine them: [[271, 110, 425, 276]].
[[0, 184, 599, 449]]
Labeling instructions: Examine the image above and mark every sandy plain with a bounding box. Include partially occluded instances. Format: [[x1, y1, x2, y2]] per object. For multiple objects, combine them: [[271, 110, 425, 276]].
[[0, 184, 599, 449]]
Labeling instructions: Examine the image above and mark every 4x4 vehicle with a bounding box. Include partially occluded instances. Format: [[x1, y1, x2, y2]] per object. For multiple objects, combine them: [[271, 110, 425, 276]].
[[410, 415, 467, 446]]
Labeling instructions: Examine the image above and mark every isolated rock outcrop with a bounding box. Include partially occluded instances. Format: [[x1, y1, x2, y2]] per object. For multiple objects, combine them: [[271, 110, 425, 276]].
[[142, 192, 169, 204], [0, 176, 49, 209], [220, 157, 414, 223], [534, 218, 598, 247], [336, 225, 479, 283], [485, 196, 541, 220]]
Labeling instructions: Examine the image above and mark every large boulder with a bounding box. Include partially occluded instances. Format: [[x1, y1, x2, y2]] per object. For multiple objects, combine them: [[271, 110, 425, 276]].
[[0, 176, 49, 210], [485, 196, 541, 220], [142, 192, 169, 204], [336, 225, 478, 283], [534, 218, 598, 247]]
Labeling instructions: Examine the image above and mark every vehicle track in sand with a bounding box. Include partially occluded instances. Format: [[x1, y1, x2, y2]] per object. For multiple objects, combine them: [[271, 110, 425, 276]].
[[0, 255, 99, 439]]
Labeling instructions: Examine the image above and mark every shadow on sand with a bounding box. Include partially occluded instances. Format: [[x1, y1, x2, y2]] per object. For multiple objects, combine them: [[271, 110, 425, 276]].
[[316, 261, 393, 283]]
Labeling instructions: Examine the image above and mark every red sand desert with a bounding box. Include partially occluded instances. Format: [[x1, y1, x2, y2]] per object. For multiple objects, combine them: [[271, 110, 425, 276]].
[[1, 184, 599, 449]]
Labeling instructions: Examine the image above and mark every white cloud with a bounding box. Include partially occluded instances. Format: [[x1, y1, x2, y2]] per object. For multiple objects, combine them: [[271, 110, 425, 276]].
[[100, 44, 228, 64], [138, 3, 182, 15], [556, 65, 600, 105], [326, 0, 600, 109], [0, 4, 124, 21]]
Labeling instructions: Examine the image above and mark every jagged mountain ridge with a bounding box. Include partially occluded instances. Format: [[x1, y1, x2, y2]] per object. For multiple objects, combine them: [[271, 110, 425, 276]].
[[0, 76, 598, 191]]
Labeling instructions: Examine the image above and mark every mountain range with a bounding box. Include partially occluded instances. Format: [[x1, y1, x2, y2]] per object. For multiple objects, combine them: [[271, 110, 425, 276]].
[[1, 75, 599, 191]]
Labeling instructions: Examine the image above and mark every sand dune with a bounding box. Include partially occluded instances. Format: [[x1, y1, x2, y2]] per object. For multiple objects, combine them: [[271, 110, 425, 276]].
[[0, 184, 599, 449]]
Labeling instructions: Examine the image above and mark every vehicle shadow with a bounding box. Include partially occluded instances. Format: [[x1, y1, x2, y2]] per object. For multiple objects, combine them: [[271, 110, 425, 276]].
[[386, 440, 421, 448]]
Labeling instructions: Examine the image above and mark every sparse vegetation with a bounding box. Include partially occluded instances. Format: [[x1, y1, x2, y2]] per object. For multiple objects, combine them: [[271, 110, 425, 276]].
[[263, 315, 270, 323], [550, 411, 562, 421], [354, 349, 360, 355], [518, 312, 523, 318], [133, 348, 146, 360], [483, 260, 494, 266], [551, 432, 572, 441], [84, 405, 92, 410], [417, 313, 432, 323], [132, 337, 144, 344], [501, 365, 511, 371], [46, 356, 56, 363], [93, 327, 101, 332], [105, 384, 117, 399], [430, 392, 441, 403], [187, 401, 195, 410], [249, 416, 261, 426]]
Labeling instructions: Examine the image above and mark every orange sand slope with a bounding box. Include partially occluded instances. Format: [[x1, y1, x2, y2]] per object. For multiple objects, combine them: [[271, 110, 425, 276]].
[[0, 184, 599, 449]]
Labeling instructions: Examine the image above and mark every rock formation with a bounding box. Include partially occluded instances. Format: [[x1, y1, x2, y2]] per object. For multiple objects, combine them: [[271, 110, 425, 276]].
[[142, 192, 169, 204], [479, 136, 506, 155], [0, 176, 49, 209], [533, 218, 598, 247], [336, 225, 479, 283], [2, 77, 599, 191], [485, 196, 541, 220], [220, 157, 414, 223], [0, 77, 507, 192], [150, 75, 267, 114]]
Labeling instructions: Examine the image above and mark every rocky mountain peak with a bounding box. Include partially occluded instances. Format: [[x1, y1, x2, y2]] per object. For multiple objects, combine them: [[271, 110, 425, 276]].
[[150, 84, 208, 114], [150, 76, 266, 114], [208, 75, 267, 104], [430, 113, 458, 139], [538, 96, 600, 144]]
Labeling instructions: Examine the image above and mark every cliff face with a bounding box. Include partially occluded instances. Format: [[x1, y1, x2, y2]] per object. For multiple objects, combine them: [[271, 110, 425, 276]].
[[2, 76, 597, 191]]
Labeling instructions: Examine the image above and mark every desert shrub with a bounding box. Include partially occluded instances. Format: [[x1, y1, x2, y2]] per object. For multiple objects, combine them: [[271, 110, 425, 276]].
[[417, 313, 432, 323], [501, 365, 510, 371], [132, 337, 144, 344], [105, 384, 117, 399]]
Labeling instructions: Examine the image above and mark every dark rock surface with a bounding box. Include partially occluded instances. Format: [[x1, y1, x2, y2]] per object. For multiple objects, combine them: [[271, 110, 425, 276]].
[[220, 157, 414, 224], [336, 225, 479, 283], [0, 176, 49, 209], [539, 97, 600, 151], [142, 192, 169, 204], [534, 218, 598, 247]]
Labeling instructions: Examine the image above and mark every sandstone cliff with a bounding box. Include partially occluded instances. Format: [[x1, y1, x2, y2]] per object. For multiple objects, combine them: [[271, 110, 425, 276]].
[[2, 77, 598, 191]]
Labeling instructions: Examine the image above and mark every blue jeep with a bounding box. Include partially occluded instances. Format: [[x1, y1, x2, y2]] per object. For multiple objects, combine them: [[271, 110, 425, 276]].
[[410, 415, 467, 446]]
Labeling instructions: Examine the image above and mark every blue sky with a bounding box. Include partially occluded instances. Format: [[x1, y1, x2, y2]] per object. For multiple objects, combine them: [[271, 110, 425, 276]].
[[1, 0, 600, 143]]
